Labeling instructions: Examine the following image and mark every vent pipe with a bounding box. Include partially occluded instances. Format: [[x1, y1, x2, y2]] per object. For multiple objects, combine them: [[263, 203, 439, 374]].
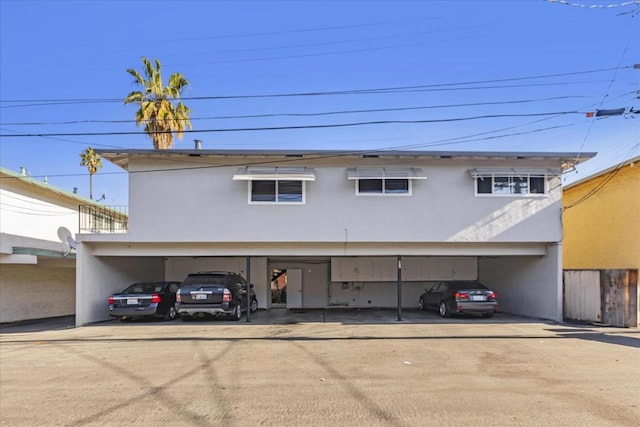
[[20, 166, 26, 176], [194, 139, 202, 150], [73, 187, 78, 194]]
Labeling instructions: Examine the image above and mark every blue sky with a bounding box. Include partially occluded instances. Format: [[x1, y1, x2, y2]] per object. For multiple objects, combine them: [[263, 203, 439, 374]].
[[1, 0, 638, 206]]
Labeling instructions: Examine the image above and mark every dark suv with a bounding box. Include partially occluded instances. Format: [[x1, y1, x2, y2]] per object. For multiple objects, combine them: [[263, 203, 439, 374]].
[[175, 271, 258, 321]]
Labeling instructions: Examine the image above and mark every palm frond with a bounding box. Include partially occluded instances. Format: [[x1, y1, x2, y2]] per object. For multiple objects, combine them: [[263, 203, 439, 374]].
[[125, 57, 192, 149], [124, 91, 144, 104]]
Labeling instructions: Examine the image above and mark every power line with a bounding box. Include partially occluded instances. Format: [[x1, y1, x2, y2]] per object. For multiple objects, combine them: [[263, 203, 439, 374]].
[[564, 143, 640, 210], [0, 202, 76, 216], [0, 112, 582, 138], [0, 120, 580, 180], [545, 0, 640, 9], [153, 26, 472, 59], [126, 21, 397, 44], [0, 66, 631, 106], [0, 96, 587, 126], [0, 127, 123, 149], [574, 39, 633, 165]]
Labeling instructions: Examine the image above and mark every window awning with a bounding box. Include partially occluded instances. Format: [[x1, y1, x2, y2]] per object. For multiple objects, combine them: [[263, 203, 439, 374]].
[[467, 168, 561, 178], [346, 167, 427, 180], [233, 167, 316, 181]]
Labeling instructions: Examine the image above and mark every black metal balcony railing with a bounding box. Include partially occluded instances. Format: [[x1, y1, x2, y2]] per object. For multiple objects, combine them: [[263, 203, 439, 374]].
[[79, 205, 128, 233]]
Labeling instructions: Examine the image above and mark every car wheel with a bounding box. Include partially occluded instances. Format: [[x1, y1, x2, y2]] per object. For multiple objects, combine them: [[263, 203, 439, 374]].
[[250, 298, 258, 313], [439, 301, 449, 318], [418, 298, 425, 311], [164, 305, 177, 321]]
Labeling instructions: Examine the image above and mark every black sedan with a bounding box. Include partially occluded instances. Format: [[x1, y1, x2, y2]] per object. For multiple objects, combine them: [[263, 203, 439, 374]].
[[108, 281, 182, 321], [418, 281, 498, 318]]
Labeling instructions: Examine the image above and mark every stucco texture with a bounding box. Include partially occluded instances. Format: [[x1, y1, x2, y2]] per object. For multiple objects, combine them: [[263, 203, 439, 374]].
[[563, 162, 640, 270]]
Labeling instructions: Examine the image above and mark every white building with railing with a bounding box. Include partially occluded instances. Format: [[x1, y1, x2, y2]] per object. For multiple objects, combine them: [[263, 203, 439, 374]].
[[0, 166, 127, 322]]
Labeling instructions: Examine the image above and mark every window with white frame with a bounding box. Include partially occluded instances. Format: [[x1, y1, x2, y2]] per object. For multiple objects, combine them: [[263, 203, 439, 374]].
[[347, 167, 426, 196], [233, 167, 315, 204], [250, 180, 304, 203], [469, 168, 558, 196]]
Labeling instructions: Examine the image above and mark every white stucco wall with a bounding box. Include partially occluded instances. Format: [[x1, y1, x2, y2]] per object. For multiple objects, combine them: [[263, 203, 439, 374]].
[[479, 244, 562, 321], [125, 157, 563, 244], [0, 265, 75, 322], [0, 188, 79, 240], [76, 243, 165, 325]]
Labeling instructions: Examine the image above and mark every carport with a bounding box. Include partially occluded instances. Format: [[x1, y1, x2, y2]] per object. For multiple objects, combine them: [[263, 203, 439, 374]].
[[76, 233, 562, 326]]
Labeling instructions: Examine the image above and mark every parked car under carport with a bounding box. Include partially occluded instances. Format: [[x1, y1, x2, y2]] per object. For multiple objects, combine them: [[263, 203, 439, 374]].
[[108, 281, 182, 321], [418, 281, 498, 318]]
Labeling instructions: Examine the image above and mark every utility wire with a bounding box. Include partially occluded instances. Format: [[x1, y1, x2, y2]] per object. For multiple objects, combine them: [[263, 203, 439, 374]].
[[154, 26, 475, 58], [574, 39, 632, 166], [0, 65, 631, 106], [0, 112, 582, 138], [0, 121, 579, 180], [0, 203, 76, 216], [0, 96, 587, 126], [545, 0, 640, 9], [564, 143, 640, 210]]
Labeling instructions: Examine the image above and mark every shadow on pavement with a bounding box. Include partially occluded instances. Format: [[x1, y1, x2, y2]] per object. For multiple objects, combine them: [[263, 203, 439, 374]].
[[0, 315, 75, 334]]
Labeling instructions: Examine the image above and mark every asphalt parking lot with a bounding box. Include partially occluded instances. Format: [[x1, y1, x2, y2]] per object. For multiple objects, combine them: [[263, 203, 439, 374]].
[[1, 310, 639, 426]]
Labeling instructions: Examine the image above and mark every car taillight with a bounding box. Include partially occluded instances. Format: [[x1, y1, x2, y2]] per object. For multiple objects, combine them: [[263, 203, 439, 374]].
[[151, 294, 161, 303], [223, 288, 231, 302], [455, 292, 469, 300], [176, 292, 181, 302], [488, 292, 497, 300], [108, 296, 114, 304]]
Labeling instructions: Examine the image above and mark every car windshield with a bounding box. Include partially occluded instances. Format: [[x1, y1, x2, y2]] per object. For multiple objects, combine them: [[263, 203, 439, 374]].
[[182, 274, 227, 286], [123, 283, 164, 294]]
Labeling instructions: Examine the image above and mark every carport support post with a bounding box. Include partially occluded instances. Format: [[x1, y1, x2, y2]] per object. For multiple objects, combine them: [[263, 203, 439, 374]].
[[397, 256, 402, 321], [246, 256, 251, 322]]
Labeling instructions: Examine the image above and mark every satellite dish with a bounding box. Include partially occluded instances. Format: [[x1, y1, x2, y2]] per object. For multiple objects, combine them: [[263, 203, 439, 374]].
[[66, 235, 78, 250], [57, 227, 78, 253]]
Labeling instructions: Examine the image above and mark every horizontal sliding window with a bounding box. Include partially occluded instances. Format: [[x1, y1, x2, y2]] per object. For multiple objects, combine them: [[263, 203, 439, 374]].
[[234, 167, 312, 205], [347, 167, 425, 196], [250, 180, 304, 204], [474, 174, 547, 196], [357, 178, 410, 194], [469, 168, 557, 196]]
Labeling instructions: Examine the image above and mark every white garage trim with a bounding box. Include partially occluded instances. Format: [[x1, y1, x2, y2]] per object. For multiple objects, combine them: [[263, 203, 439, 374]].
[[80, 241, 549, 257]]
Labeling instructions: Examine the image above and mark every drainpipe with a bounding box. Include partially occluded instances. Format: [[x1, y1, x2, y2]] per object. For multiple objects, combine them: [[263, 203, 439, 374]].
[[397, 256, 403, 321]]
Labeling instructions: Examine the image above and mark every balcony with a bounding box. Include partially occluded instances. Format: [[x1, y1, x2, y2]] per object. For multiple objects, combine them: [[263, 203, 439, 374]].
[[79, 205, 128, 233]]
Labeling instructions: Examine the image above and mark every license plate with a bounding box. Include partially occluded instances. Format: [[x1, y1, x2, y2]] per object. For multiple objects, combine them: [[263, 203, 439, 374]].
[[471, 295, 486, 301], [127, 298, 138, 305], [194, 294, 207, 300]]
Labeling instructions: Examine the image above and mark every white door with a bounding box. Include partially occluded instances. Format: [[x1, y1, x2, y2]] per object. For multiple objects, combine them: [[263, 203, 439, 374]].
[[563, 270, 601, 322], [287, 269, 303, 309]]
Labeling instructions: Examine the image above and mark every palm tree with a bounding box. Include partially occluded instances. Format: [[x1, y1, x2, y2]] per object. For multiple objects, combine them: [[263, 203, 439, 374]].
[[79, 147, 102, 199], [124, 57, 192, 149]]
